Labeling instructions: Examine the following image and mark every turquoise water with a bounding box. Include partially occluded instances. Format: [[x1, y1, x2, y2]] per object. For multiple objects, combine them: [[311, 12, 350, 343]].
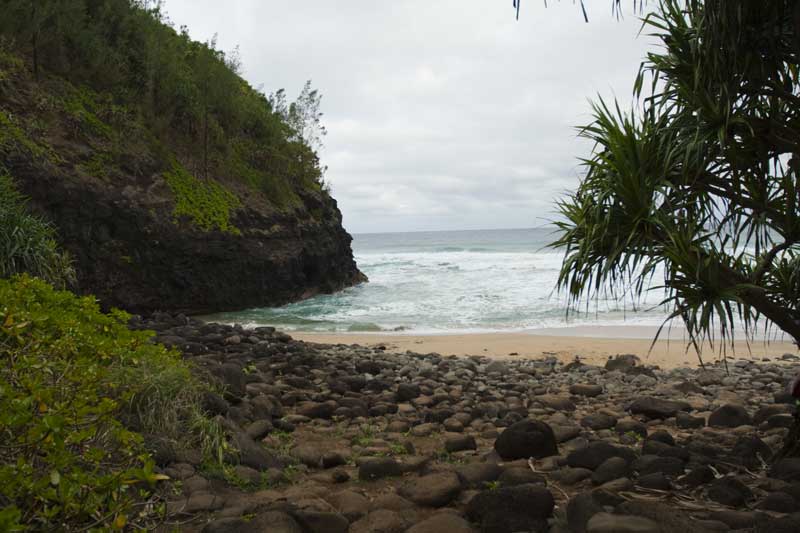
[[204, 227, 670, 333]]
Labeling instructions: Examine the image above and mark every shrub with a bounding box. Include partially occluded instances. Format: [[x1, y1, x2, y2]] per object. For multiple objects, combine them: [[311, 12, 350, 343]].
[[163, 162, 241, 234], [0, 171, 74, 287], [0, 275, 221, 531]]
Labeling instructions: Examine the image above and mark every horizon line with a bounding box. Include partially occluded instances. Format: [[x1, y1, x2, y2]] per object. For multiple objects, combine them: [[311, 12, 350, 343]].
[[351, 224, 557, 236]]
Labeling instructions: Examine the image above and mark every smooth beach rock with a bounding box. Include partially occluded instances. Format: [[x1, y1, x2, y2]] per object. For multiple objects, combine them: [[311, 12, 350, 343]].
[[637, 472, 672, 490], [292, 510, 349, 533], [455, 463, 502, 488], [592, 457, 631, 485], [676, 412, 705, 429], [566, 492, 604, 533], [629, 397, 691, 419], [405, 513, 475, 533], [605, 354, 641, 371], [708, 476, 754, 507], [552, 424, 582, 443], [445, 434, 477, 453], [349, 509, 407, 533], [537, 394, 576, 411], [567, 441, 636, 471], [633, 455, 685, 477], [587, 513, 660, 533], [494, 419, 558, 460], [731, 436, 772, 469], [570, 384, 603, 397], [581, 413, 617, 431], [759, 492, 799, 513], [708, 404, 753, 428], [326, 490, 370, 522], [396, 383, 421, 401], [398, 472, 462, 507], [466, 484, 554, 533], [358, 458, 402, 481], [498, 466, 546, 487]]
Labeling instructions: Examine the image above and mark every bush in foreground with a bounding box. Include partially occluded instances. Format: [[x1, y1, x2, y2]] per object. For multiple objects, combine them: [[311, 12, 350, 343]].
[[0, 275, 221, 531]]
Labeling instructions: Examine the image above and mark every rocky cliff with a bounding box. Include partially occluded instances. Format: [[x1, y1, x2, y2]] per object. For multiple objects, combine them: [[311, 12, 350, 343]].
[[1, 49, 365, 315], [14, 160, 365, 314]]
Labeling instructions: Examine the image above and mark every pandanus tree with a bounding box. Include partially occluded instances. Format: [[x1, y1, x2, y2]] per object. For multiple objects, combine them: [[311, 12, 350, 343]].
[[551, 0, 800, 351], [546, 1, 800, 456]]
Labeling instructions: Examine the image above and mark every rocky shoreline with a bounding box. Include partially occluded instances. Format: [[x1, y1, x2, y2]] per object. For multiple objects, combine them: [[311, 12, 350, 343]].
[[132, 313, 800, 533]]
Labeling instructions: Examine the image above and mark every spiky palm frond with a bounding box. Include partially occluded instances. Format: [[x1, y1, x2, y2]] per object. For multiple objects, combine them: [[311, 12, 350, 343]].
[[552, 0, 800, 352]]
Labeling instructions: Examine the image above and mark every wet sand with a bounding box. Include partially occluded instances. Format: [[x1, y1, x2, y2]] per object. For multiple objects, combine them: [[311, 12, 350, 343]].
[[292, 325, 798, 369]]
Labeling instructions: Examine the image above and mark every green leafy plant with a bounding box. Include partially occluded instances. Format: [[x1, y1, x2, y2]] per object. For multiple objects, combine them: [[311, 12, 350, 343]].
[[0, 172, 74, 287], [163, 162, 241, 234], [0, 275, 220, 530], [551, 1, 800, 353], [388, 442, 409, 456], [351, 424, 378, 447]]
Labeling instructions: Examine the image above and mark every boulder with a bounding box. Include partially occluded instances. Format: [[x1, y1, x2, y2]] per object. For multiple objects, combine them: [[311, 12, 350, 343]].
[[398, 472, 463, 507], [708, 404, 753, 428], [567, 441, 637, 471], [587, 513, 660, 533], [629, 397, 691, 420], [406, 513, 475, 533], [466, 484, 555, 533], [494, 419, 558, 460]]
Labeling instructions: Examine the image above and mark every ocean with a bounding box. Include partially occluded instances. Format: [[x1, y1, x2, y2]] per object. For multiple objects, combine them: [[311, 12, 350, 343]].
[[203, 227, 672, 333]]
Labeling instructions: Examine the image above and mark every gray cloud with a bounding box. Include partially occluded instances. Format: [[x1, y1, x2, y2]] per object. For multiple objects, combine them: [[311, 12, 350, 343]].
[[164, 0, 656, 233]]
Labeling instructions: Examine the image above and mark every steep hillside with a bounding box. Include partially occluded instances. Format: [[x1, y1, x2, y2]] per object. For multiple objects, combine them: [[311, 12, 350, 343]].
[[0, 2, 365, 314]]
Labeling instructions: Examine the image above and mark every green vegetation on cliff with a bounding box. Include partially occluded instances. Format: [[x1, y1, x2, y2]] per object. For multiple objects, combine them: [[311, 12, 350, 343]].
[[0, 0, 331, 231], [164, 161, 241, 234]]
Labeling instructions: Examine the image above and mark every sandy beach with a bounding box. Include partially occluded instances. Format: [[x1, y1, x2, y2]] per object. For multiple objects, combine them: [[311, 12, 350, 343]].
[[293, 325, 799, 369]]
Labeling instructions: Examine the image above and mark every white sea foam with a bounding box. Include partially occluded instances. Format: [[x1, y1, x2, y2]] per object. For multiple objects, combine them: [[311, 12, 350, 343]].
[[205, 228, 675, 333]]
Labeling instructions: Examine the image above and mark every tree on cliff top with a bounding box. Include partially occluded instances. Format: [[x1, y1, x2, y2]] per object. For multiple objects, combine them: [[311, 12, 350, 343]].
[[550, 0, 800, 355]]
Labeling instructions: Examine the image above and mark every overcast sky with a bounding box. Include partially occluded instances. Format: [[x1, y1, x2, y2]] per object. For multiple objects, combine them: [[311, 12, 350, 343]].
[[164, 0, 657, 234]]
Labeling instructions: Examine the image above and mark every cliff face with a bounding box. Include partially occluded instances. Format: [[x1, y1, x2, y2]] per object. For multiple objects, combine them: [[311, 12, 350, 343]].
[[15, 161, 365, 314], [2, 52, 365, 315]]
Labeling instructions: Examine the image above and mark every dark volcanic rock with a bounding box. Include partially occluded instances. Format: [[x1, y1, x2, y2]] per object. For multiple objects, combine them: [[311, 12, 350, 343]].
[[570, 384, 603, 397], [498, 467, 546, 487], [398, 472, 462, 507], [708, 476, 753, 507], [566, 492, 604, 533], [445, 434, 477, 453], [581, 413, 617, 431], [232, 432, 282, 471], [466, 484, 554, 533], [16, 152, 365, 315], [629, 397, 691, 419], [456, 463, 502, 488], [567, 441, 637, 471], [633, 455, 685, 477], [406, 513, 475, 533], [494, 419, 558, 460], [295, 401, 336, 420], [586, 513, 660, 533], [396, 383, 421, 401], [731, 436, 772, 469], [617, 500, 714, 533], [708, 404, 753, 428], [592, 457, 631, 485], [676, 412, 705, 429], [358, 458, 403, 481], [770, 458, 800, 482], [755, 512, 800, 533], [605, 354, 641, 371], [759, 492, 799, 513], [637, 472, 672, 490]]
